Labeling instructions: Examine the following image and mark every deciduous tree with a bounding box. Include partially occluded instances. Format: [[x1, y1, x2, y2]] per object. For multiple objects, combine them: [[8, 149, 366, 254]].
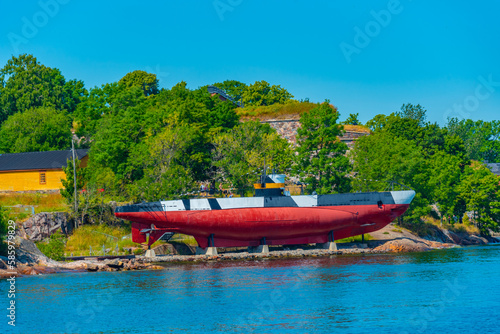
[[212, 80, 247, 102], [241, 80, 293, 106], [118, 70, 159, 96], [457, 161, 500, 234], [0, 106, 72, 153], [351, 131, 431, 223], [343, 113, 361, 125], [296, 101, 351, 194], [213, 121, 293, 196], [0, 54, 85, 124]]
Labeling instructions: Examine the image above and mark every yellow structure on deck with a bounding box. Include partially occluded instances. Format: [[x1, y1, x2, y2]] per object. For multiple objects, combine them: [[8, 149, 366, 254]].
[[0, 150, 88, 192]]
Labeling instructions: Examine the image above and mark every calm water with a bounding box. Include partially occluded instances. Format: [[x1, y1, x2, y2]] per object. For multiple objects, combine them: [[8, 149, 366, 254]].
[[2, 245, 500, 334]]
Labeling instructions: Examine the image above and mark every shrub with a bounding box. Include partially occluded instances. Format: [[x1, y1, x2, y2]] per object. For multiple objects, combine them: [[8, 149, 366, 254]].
[[0, 206, 8, 256], [37, 232, 66, 261]]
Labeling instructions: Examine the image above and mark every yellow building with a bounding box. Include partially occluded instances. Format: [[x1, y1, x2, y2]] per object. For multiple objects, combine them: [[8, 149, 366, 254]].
[[0, 150, 88, 192]]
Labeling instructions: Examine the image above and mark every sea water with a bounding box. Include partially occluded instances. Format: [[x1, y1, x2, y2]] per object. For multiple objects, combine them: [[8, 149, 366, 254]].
[[2, 245, 500, 334]]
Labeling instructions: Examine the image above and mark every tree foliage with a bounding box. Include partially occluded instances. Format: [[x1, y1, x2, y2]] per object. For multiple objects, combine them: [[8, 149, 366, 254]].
[[212, 80, 247, 102], [0, 54, 85, 124], [396, 103, 427, 126], [427, 151, 463, 219], [343, 113, 361, 125], [447, 118, 500, 163], [118, 70, 159, 96], [128, 124, 199, 201], [0, 106, 72, 153], [82, 80, 240, 200], [36, 231, 66, 261], [213, 121, 293, 196], [457, 161, 500, 234], [241, 80, 293, 106], [362, 105, 500, 233], [60, 157, 87, 206], [296, 102, 351, 194]]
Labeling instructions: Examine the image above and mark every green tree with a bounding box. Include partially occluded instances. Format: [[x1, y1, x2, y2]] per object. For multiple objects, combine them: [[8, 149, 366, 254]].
[[212, 80, 247, 102], [0, 54, 85, 124], [128, 124, 200, 201], [296, 101, 351, 194], [366, 114, 389, 132], [366, 111, 448, 157], [457, 161, 500, 235], [73, 83, 116, 139], [85, 80, 241, 199], [351, 132, 425, 192], [213, 121, 293, 196], [88, 86, 149, 181], [447, 118, 500, 163], [484, 120, 500, 163], [62, 79, 87, 112], [0, 106, 72, 153], [396, 103, 427, 126], [118, 70, 159, 96], [351, 131, 431, 223], [427, 151, 463, 220], [241, 80, 293, 106], [343, 113, 361, 125]]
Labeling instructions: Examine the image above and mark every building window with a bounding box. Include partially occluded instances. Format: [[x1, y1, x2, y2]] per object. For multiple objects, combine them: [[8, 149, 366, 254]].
[[39, 171, 46, 185]]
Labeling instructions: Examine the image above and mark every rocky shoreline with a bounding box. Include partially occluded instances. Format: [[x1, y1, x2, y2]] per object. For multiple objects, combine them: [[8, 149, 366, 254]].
[[1, 223, 498, 279]]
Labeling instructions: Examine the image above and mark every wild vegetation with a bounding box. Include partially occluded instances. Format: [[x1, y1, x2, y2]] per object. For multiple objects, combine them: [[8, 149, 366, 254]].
[[0, 54, 499, 245], [352, 104, 500, 234], [36, 232, 66, 261], [64, 224, 136, 256], [0, 207, 8, 256]]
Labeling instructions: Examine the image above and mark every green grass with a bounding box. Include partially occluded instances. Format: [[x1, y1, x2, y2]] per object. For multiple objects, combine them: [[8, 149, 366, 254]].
[[0, 193, 68, 220], [65, 224, 136, 256], [336, 234, 373, 243], [169, 233, 198, 246], [343, 124, 371, 133], [64, 225, 200, 257], [237, 101, 318, 120]]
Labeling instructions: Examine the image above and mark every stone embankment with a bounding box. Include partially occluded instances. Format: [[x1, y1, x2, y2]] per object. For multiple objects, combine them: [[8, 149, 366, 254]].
[[0, 236, 163, 278]]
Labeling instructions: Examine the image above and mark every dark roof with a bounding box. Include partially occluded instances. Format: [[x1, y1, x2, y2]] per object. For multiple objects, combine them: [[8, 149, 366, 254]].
[[486, 163, 500, 175], [0, 149, 89, 172]]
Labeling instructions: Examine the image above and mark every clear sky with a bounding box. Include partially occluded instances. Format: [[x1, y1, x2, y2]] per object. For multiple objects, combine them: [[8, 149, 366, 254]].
[[1, 0, 499, 126]]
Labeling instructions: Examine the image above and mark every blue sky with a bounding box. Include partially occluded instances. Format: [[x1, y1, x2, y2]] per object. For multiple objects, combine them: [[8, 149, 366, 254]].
[[1, 0, 499, 126]]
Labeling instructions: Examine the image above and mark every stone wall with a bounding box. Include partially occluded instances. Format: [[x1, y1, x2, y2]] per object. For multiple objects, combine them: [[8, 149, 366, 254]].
[[18, 212, 74, 242], [262, 119, 369, 148], [263, 119, 301, 144]]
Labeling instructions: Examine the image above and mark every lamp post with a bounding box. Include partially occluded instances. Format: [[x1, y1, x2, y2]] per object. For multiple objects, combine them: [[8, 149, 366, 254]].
[[71, 138, 78, 226]]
